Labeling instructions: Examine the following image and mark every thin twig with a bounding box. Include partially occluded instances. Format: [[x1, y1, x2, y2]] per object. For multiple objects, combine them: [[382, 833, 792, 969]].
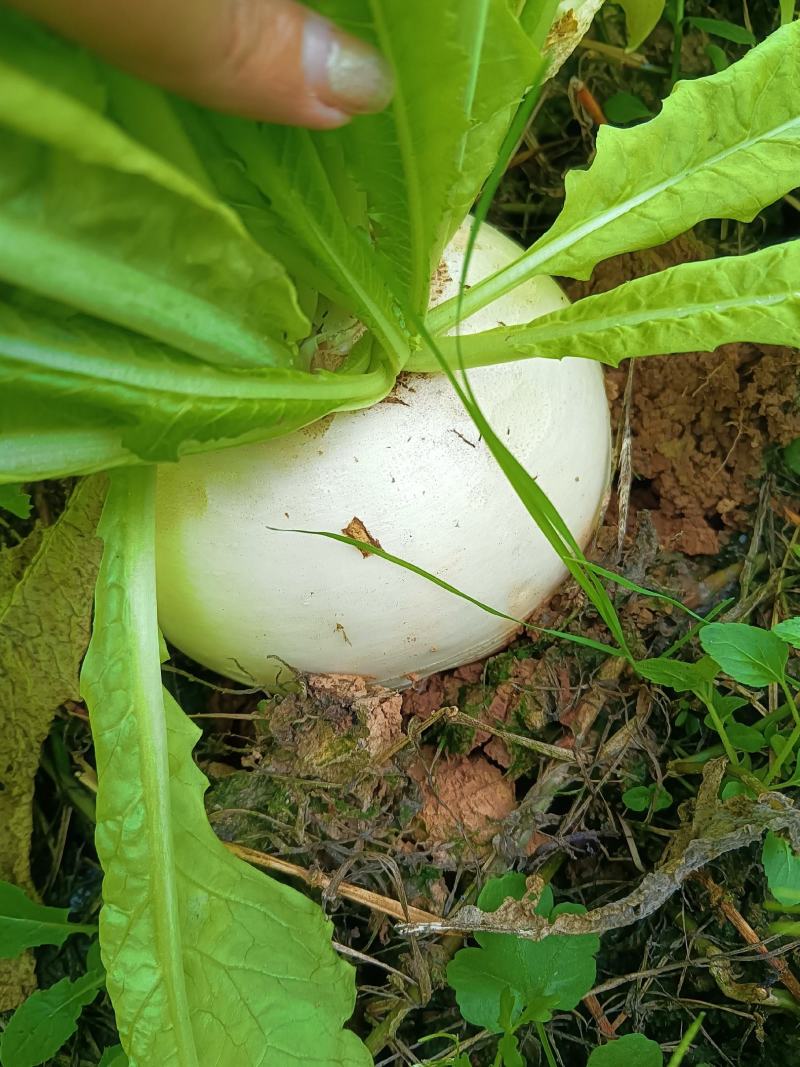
[[224, 842, 440, 926], [443, 707, 577, 762], [693, 871, 800, 1004]]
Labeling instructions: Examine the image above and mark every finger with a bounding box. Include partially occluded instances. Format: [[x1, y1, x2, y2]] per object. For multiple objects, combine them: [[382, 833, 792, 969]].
[[9, 0, 394, 128]]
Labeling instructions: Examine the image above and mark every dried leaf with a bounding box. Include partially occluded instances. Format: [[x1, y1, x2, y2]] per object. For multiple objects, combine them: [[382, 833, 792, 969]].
[[341, 516, 383, 558]]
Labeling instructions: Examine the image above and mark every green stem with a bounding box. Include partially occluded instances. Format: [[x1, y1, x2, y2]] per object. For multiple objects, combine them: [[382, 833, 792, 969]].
[[670, 0, 686, 87], [769, 920, 800, 936], [699, 693, 740, 769], [763, 681, 800, 786], [765, 900, 800, 914], [666, 1012, 705, 1066], [535, 1022, 557, 1067]]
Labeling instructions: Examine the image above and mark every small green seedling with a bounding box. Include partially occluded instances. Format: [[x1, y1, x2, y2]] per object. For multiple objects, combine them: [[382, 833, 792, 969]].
[[446, 874, 599, 1067], [587, 1032, 663, 1066], [622, 783, 673, 814]]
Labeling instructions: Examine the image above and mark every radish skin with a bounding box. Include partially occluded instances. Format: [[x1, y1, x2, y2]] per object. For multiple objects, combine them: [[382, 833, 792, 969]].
[[155, 220, 611, 687]]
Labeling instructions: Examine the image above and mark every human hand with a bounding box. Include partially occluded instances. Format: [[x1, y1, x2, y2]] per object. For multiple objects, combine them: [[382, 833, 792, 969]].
[[9, 0, 394, 128]]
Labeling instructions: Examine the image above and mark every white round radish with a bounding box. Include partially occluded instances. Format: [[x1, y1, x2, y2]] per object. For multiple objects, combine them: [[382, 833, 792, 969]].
[[155, 220, 611, 687]]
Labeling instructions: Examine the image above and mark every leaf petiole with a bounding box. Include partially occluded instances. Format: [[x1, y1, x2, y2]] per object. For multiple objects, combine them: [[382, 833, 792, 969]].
[[535, 1021, 558, 1067]]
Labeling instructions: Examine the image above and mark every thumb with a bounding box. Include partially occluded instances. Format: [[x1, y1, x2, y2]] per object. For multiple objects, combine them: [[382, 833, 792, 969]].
[[10, 0, 394, 128]]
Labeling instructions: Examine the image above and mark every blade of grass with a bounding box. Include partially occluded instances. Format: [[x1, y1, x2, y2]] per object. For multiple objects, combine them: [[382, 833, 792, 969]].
[[571, 559, 705, 621], [268, 527, 623, 658]]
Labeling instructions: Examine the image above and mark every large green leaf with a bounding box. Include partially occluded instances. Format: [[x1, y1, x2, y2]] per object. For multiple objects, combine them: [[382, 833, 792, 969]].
[[80, 469, 370, 1067], [408, 239, 800, 370], [0, 57, 307, 369], [0, 301, 394, 480], [195, 115, 410, 368], [428, 20, 800, 330], [310, 1, 541, 313]]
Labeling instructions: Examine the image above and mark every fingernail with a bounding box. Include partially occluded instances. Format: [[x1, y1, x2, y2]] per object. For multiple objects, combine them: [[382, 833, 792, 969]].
[[304, 16, 394, 116]]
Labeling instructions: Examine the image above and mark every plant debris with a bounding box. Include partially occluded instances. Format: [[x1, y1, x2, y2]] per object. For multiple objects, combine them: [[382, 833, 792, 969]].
[[398, 761, 800, 939]]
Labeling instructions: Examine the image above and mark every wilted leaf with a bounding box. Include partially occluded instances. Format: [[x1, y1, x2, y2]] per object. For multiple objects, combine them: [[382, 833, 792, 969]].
[[0, 476, 104, 1008], [543, 2, 605, 77]]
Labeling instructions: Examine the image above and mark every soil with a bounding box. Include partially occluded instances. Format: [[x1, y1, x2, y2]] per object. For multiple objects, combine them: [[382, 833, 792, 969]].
[[567, 238, 800, 556]]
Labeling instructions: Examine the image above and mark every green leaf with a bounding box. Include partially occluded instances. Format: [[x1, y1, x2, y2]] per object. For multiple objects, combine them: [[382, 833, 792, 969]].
[[194, 115, 409, 368], [0, 881, 94, 959], [0, 478, 104, 1005], [0, 55, 307, 369], [477, 875, 554, 917], [587, 1032, 664, 1067], [98, 1047, 128, 1067], [762, 831, 800, 906], [622, 785, 672, 812], [447, 926, 599, 1032], [497, 1031, 525, 1067], [687, 17, 756, 45], [705, 43, 730, 72], [612, 0, 666, 50], [699, 623, 788, 687], [780, 0, 796, 25], [0, 970, 104, 1067], [411, 240, 800, 371], [621, 786, 652, 812], [773, 617, 800, 649], [427, 21, 800, 331], [446, 877, 599, 1033], [313, 1, 541, 314], [604, 91, 654, 124], [635, 656, 718, 692], [285, 525, 621, 657], [726, 722, 766, 754], [784, 439, 800, 475], [80, 468, 370, 1066], [0, 484, 30, 519], [707, 692, 748, 723], [0, 301, 394, 480]]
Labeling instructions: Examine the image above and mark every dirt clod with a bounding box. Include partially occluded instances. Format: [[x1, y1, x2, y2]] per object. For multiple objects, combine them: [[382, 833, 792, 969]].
[[409, 752, 516, 845]]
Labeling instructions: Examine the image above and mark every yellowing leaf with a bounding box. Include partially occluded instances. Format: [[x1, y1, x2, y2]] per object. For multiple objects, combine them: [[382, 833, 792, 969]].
[[0, 477, 104, 1008]]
